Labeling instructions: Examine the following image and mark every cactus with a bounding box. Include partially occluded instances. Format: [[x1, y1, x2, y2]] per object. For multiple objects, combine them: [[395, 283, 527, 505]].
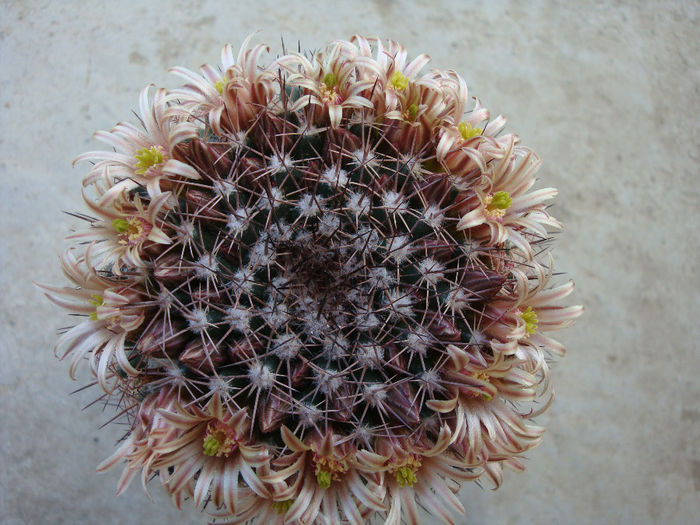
[[42, 35, 582, 524]]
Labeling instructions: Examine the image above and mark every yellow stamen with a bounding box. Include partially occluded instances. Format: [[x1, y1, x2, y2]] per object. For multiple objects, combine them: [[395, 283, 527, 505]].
[[215, 79, 225, 94], [271, 500, 294, 514], [472, 370, 493, 400], [520, 306, 539, 335], [458, 121, 482, 141], [134, 146, 164, 175], [389, 70, 409, 91], [484, 191, 513, 219]]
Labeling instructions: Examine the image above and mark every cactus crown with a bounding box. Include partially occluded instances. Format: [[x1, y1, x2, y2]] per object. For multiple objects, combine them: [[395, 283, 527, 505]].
[[145, 116, 496, 445]]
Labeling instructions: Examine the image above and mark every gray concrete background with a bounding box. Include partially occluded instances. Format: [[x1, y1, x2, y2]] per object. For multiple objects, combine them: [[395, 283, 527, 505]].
[[1, 1, 698, 523]]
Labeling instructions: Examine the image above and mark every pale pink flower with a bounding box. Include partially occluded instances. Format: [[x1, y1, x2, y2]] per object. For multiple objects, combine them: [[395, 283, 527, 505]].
[[203, 461, 302, 525], [96, 389, 180, 496], [485, 262, 584, 359], [350, 35, 431, 114], [456, 137, 562, 256], [381, 75, 455, 154], [168, 34, 275, 135], [435, 94, 513, 180], [348, 36, 467, 154], [422, 346, 546, 485], [264, 428, 386, 525], [450, 396, 545, 486], [74, 86, 200, 203], [276, 40, 379, 129], [442, 343, 539, 404], [40, 248, 145, 391], [358, 428, 478, 525], [152, 395, 272, 516], [67, 190, 172, 273]]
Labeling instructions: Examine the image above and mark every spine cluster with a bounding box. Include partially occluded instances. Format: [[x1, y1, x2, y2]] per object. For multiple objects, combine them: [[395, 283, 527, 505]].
[[44, 35, 582, 525]]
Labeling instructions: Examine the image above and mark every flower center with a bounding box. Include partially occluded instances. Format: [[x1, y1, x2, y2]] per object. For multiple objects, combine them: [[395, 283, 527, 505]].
[[402, 103, 419, 122], [389, 70, 409, 91], [484, 191, 512, 219], [391, 456, 421, 487], [215, 79, 225, 94], [112, 217, 151, 246], [314, 454, 349, 489], [468, 370, 493, 400], [520, 306, 538, 335], [458, 121, 482, 141], [134, 145, 165, 175], [319, 72, 343, 105], [271, 500, 294, 514], [202, 420, 239, 457]]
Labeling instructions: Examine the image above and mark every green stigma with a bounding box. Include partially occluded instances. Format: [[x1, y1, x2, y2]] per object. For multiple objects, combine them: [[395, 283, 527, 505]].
[[396, 466, 418, 487], [323, 72, 337, 88], [490, 191, 513, 210], [389, 70, 409, 91], [202, 435, 221, 456], [406, 103, 419, 121], [458, 121, 482, 141], [271, 499, 294, 514], [215, 79, 225, 94], [112, 218, 130, 233], [134, 146, 164, 175], [88, 294, 104, 307], [89, 294, 103, 321], [316, 469, 332, 489], [520, 306, 539, 335]]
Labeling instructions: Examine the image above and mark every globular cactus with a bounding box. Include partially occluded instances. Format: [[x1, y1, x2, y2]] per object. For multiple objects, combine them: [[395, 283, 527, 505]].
[[42, 35, 582, 524]]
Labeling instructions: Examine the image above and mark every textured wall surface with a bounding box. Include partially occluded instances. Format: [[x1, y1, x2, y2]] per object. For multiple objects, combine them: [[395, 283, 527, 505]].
[[1, 1, 698, 524]]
